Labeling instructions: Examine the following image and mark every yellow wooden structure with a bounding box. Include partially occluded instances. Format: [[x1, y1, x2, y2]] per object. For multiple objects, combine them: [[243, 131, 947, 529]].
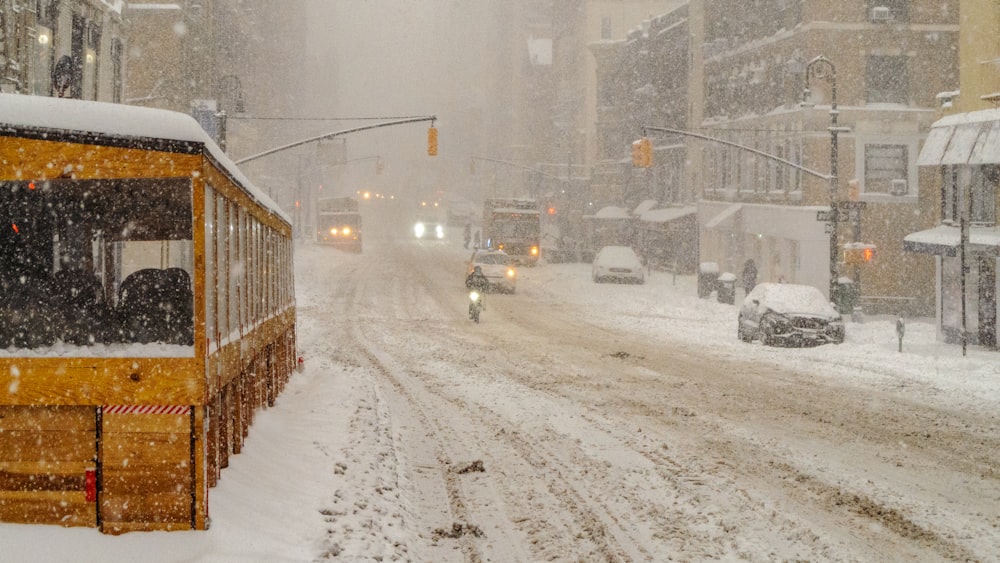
[[0, 95, 296, 533]]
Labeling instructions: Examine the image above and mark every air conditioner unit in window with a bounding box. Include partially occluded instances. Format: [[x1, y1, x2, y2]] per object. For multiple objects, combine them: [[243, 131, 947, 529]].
[[890, 178, 908, 195], [871, 6, 892, 22]]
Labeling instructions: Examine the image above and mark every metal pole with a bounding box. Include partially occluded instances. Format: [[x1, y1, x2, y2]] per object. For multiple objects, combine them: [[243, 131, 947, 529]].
[[829, 70, 839, 301], [804, 55, 840, 299], [234, 116, 436, 166]]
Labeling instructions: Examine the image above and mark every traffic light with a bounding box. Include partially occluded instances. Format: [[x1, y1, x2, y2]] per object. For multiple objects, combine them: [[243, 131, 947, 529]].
[[639, 137, 653, 168], [632, 137, 653, 167], [844, 244, 876, 265], [427, 126, 438, 156]]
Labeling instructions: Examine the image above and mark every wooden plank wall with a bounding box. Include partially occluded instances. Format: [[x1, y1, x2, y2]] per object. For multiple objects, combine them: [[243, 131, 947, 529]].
[[99, 409, 192, 534], [0, 406, 96, 526]]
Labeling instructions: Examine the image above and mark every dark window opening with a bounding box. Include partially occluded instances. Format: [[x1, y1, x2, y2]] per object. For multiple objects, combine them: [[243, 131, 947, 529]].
[[0, 178, 194, 351], [866, 55, 909, 104]]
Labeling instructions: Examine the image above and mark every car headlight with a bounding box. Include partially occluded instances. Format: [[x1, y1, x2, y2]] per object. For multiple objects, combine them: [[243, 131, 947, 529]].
[[329, 227, 338, 236], [341, 226, 351, 236], [507, 268, 516, 278], [414, 223, 425, 237], [435, 225, 444, 239]]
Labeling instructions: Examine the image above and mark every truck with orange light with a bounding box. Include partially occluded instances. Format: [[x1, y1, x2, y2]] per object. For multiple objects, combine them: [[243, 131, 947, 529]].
[[316, 196, 362, 253], [481, 198, 540, 266]]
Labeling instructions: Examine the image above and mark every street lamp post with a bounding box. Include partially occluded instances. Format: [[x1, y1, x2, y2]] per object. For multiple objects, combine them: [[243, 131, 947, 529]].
[[804, 55, 841, 299], [216, 75, 246, 153]]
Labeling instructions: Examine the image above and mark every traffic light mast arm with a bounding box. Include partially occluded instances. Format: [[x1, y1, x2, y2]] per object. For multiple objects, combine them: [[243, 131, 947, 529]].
[[234, 115, 437, 165], [641, 126, 830, 180]]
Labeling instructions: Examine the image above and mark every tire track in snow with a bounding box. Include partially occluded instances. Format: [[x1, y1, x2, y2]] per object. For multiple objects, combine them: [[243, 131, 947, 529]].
[[496, 297, 985, 560]]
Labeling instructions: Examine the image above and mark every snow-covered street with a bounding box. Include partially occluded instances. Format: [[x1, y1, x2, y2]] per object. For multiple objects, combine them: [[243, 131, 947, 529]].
[[2, 211, 999, 562]]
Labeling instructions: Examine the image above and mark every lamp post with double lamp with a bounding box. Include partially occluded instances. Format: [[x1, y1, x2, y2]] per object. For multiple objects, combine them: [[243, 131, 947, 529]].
[[803, 55, 848, 299]]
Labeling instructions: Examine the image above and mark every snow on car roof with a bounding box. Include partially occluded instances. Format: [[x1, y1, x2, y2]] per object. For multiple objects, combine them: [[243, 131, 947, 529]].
[[0, 94, 288, 223], [752, 283, 836, 315]]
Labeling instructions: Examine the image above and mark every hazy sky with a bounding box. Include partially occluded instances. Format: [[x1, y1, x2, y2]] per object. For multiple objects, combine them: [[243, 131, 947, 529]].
[[304, 1, 493, 200]]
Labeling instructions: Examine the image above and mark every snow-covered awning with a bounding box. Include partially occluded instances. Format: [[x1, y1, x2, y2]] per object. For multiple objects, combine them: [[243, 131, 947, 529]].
[[639, 206, 697, 224], [633, 199, 658, 216], [917, 109, 1000, 166], [704, 203, 742, 230], [587, 206, 631, 220], [96, 0, 124, 14], [903, 224, 1000, 256]]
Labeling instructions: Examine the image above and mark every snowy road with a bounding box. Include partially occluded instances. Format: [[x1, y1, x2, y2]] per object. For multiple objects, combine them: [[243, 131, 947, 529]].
[[4, 209, 998, 562], [299, 214, 1000, 561]]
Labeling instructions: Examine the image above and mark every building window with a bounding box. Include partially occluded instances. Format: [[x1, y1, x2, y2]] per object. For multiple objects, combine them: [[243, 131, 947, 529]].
[[32, 24, 53, 96], [601, 17, 612, 40], [942, 166, 958, 223], [111, 38, 123, 103], [864, 144, 908, 194], [971, 165, 998, 225], [866, 55, 908, 104], [867, 0, 909, 22]]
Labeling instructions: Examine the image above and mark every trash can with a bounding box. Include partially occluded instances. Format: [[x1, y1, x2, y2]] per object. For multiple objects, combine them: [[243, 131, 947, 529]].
[[716, 272, 736, 304], [832, 277, 857, 315], [698, 262, 719, 298]]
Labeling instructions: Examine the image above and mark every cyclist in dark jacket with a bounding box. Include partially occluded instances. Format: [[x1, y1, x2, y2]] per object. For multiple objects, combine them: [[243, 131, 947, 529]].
[[467, 265, 490, 292]]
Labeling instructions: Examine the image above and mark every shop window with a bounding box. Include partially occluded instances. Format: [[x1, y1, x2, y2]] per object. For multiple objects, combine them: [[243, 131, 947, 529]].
[[971, 165, 998, 225]]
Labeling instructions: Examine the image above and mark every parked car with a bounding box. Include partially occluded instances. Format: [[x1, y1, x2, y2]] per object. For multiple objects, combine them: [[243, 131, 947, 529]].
[[738, 283, 845, 346], [465, 249, 517, 293], [592, 246, 645, 284]]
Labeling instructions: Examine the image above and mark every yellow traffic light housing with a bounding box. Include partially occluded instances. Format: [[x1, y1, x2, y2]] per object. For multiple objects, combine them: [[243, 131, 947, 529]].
[[427, 126, 438, 156], [632, 137, 653, 167], [844, 244, 876, 265], [639, 137, 653, 167]]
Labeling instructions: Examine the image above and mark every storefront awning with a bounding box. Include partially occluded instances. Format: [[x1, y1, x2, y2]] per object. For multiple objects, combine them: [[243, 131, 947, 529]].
[[918, 109, 1000, 166], [704, 203, 743, 230], [639, 206, 697, 224], [904, 224, 1000, 256]]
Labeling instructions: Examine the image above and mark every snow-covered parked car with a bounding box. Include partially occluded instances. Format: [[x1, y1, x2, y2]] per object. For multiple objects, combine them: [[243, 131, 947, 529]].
[[592, 246, 645, 284], [738, 283, 844, 346]]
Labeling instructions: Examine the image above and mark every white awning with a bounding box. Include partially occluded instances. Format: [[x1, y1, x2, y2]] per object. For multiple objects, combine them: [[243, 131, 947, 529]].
[[970, 120, 1000, 165], [704, 203, 742, 230], [916, 125, 954, 166], [639, 206, 697, 224], [904, 224, 1000, 256], [917, 108, 1000, 166]]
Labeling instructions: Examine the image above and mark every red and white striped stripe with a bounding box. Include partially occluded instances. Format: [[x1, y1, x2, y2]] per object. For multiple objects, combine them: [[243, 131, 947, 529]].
[[102, 405, 191, 415]]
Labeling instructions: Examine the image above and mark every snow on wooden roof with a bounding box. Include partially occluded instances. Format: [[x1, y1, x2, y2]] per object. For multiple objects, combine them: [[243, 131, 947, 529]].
[[0, 94, 288, 223]]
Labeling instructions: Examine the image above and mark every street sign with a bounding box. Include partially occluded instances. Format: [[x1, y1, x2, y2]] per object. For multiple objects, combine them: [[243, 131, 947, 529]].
[[816, 210, 835, 221]]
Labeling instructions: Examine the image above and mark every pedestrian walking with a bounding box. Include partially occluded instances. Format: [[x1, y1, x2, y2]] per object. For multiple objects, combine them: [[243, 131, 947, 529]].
[[741, 259, 758, 295]]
